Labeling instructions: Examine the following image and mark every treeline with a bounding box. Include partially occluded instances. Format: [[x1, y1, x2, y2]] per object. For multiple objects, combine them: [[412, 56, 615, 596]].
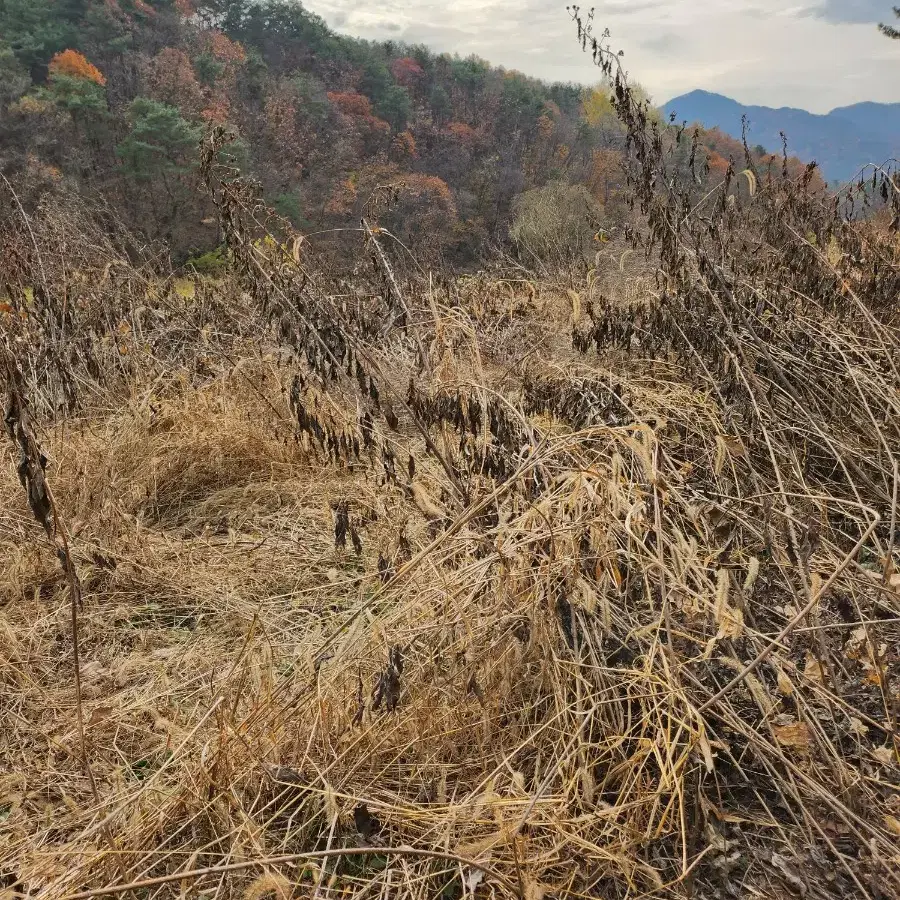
[[0, 0, 822, 264]]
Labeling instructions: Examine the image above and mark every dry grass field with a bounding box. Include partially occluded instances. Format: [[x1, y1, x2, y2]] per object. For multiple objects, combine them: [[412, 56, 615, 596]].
[[1, 101, 899, 900]]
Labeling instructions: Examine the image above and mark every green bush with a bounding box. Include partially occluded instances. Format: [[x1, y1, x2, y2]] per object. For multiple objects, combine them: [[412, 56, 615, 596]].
[[273, 192, 313, 229], [184, 245, 228, 276]]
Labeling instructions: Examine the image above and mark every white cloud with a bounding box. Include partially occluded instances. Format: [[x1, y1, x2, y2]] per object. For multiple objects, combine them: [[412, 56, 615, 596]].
[[302, 0, 900, 112]]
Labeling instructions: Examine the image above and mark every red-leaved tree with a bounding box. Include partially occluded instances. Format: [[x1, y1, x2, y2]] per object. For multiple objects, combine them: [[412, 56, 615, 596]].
[[390, 57, 424, 89]]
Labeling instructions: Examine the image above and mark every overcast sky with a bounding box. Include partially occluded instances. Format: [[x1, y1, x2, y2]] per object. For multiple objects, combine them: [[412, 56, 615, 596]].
[[302, 0, 900, 112]]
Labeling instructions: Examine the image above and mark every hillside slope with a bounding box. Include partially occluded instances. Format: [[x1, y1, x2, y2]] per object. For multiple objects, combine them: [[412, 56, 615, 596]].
[[0, 0, 823, 265], [0, 0, 621, 262]]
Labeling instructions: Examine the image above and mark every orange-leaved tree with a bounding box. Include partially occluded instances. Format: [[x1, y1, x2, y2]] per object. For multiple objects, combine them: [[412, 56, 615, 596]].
[[48, 50, 106, 86], [328, 91, 375, 118], [388, 173, 457, 255], [390, 130, 417, 161]]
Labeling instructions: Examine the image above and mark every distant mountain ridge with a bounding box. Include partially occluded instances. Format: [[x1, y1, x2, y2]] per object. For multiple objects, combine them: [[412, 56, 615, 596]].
[[662, 89, 900, 183]]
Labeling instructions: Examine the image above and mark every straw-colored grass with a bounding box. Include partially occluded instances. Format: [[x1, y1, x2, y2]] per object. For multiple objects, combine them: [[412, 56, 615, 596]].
[[1, 166, 898, 899], [1, 273, 897, 900]]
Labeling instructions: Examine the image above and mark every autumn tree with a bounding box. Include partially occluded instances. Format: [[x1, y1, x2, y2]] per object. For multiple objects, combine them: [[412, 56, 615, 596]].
[[581, 84, 615, 126], [390, 130, 417, 162], [706, 150, 730, 179], [195, 29, 246, 123], [328, 90, 390, 157], [43, 48, 109, 147], [49, 48, 106, 84], [144, 47, 204, 116], [391, 56, 424, 87], [446, 122, 476, 144], [384, 173, 457, 257], [260, 75, 322, 183], [701, 127, 746, 162], [587, 148, 625, 210], [328, 90, 374, 118]]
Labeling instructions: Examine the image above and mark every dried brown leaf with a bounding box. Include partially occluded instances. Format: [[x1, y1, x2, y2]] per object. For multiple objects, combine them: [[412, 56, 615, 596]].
[[773, 721, 812, 751]]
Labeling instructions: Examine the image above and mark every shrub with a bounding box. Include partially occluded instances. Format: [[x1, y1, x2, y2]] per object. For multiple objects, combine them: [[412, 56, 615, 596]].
[[184, 245, 228, 275], [273, 192, 312, 229], [510, 181, 603, 267]]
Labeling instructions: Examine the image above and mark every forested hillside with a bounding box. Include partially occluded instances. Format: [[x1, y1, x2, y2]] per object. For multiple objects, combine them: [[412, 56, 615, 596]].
[[0, 0, 819, 265]]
